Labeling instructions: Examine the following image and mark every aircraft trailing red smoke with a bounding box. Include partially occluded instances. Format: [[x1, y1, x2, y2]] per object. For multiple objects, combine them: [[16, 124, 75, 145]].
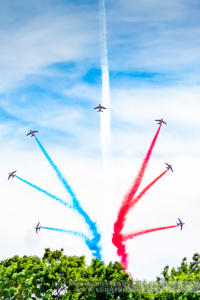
[[123, 225, 177, 241], [112, 124, 163, 269]]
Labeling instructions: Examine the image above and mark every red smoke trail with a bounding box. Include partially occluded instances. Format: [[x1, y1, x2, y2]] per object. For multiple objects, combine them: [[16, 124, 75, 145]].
[[123, 225, 177, 241], [113, 169, 167, 268], [130, 169, 168, 209], [112, 125, 162, 269]]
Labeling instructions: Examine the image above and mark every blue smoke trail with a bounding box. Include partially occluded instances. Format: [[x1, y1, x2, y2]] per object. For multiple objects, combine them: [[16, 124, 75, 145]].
[[41, 226, 89, 241], [16, 176, 71, 208], [42, 227, 100, 254], [34, 136, 102, 260]]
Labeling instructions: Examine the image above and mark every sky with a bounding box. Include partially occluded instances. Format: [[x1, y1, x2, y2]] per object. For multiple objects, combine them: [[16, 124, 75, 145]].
[[0, 0, 200, 280]]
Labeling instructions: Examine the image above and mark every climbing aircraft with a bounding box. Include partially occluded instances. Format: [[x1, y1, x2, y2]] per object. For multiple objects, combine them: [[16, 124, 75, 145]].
[[26, 130, 38, 137], [155, 118, 167, 125], [165, 163, 173, 172], [35, 222, 41, 234], [8, 171, 17, 180], [177, 218, 184, 230], [94, 104, 106, 112]]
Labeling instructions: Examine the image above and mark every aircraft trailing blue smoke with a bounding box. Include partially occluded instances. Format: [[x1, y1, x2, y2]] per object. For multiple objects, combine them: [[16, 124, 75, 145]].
[[16, 176, 71, 208], [41, 226, 90, 241], [34, 136, 102, 260]]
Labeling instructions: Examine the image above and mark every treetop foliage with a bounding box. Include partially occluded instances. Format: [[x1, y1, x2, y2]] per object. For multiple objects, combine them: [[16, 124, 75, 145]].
[[0, 249, 199, 299], [0, 248, 132, 299]]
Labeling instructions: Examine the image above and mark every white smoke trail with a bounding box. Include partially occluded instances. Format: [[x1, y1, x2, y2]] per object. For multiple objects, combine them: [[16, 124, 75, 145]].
[[99, 0, 113, 260], [99, 0, 111, 160]]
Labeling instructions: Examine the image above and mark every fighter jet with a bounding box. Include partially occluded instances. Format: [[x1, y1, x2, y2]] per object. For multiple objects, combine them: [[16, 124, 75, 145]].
[[155, 118, 167, 125], [94, 104, 106, 112], [26, 130, 38, 137], [8, 171, 17, 180], [177, 218, 184, 230], [35, 222, 41, 234], [165, 163, 173, 172]]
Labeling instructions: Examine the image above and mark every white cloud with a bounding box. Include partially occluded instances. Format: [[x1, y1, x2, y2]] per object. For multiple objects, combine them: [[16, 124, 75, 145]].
[[0, 0, 99, 92], [112, 85, 200, 127], [63, 83, 101, 103]]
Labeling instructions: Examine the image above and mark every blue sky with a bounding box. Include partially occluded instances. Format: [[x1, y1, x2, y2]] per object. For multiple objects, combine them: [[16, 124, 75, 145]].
[[2, 0, 200, 139], [0, 0, 200, 280]]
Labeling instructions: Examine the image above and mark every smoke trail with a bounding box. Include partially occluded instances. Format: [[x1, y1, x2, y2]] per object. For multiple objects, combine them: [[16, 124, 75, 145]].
[[99, 0, 111, 160], [16, 176, 71, 208], [130, 169, 168, 210], [41, 226, 89, 241], [123, 225, 177, 241], [112, 125, 162, 268], [41, 226, 100, 253], [34, 136, 102, 260]]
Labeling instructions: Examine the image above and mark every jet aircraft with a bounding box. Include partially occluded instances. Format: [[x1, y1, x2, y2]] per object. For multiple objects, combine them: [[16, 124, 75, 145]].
[[26, 130, 38, 137], [177, 218, 184, 230], [35, 222, 41, 234], [8, 171, 17, 180], [165, 163, 173, 172], [155, 118, 167, 125], [94, 104, 106, 112]]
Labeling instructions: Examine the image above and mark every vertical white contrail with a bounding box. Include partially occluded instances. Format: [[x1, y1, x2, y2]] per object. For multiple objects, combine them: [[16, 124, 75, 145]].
[[99, 0, 111, 160]]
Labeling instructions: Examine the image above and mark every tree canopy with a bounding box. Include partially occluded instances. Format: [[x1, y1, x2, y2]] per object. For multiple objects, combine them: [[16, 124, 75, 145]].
[[0, 249, 199, 299], [158, 253, 200, 282], [0, 248, 133, 299]]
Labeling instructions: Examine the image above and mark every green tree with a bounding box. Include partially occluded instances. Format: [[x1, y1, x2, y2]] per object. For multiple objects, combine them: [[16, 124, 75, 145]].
[[155, 253, 200, 299], [0, 248, 134, 299], [1, 250, 199, 299]]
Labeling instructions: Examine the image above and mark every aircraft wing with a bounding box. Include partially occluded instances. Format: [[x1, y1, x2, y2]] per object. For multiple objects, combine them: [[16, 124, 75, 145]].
[[94, 106, 99, 109], [33, 131, 38, 133], [101, 106, 106, 109], [26, 132, 30, 136], [8, 175, 11, 180], [178, 218, 182, 223]]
